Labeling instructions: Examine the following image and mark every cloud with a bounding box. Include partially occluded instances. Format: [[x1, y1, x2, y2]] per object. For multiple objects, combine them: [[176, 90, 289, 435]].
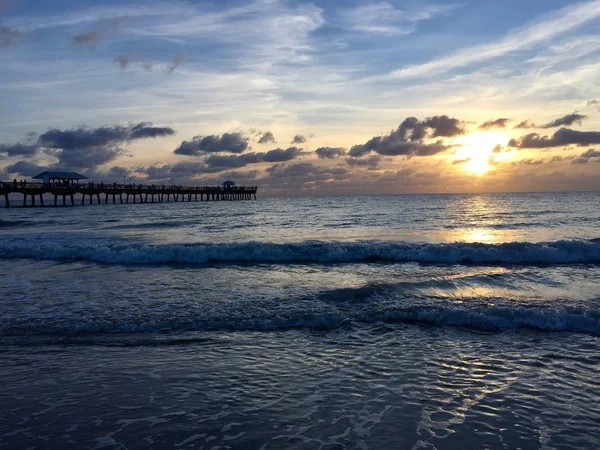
[[266, 162, 349, 180], [167, 52, 186, 74], [587, 100, 598, 107], [0, 143, 40, 157], [174, 132, 250, 155], [258, 131, 276, 144], [71, 17, 123, 47], [509, 128, 600, 149], [262, 147, 304, 162], [115, 53, 154, 70], [0, 122, 174, 170], [72, 31, 102, 46], [492, 144, 504, 153], [46, 146, 126, 168], [452, 157, 471, 165], [386, 1, 600, 80], [0, 25, 20, 48], [315, 147, 346, 159], [540, 113, 587, 129], [479, 118, 510, 130], [349, 116, 463, 157], [105, 166, 132, 178], [3, 161, 46, 177], [220, 170, 259, 181], [571, 148, 600, 164], [516, 159, 544, 166], [291, 134, 307, 144], [346, 156, 380, 169], [340, 2, 459, 36], [204, 147, 304, 172], [115, 54, 132, 69], [38, 123, 174, 150], [515, 120, 536, 129]]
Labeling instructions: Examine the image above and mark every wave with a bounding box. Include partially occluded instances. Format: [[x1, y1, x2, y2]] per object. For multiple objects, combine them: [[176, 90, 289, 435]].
[[1, 239, 600, 265], [2, 303, 599, 340]]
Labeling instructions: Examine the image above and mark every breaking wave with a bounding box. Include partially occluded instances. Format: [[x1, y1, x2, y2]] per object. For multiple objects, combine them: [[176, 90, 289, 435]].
[[1, 238, 600, 265], [2, 302, 599, 340]]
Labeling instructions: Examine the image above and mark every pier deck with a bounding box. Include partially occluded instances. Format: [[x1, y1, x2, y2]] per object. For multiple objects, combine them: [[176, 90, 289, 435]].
[[0, 182, 257, 207]]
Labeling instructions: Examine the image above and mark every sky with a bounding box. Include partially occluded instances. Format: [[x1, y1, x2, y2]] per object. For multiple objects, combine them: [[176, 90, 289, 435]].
[[1, 0, 600, 195]]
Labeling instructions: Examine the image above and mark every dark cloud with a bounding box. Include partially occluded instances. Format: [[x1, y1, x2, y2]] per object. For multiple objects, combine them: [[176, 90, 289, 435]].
[[350, 138, 451, 158], [452, 158, 471, 165], [116, 54, 132, 69], [115, 54, 153, 71], [291, 134, 307, 144], [0, 143, 40, 157], [204, 154, 260, 171], [204, 147, 304, 172], [266, 162, 349, 181], [0, 25, 21, 48], [3, 161, 46, 177], [143, 164, 176, 180], [316, 147, 346, 159], [540, 114, 587, 129], [514, 120, 536, 129], [169, 161, 208, 175], [105, 166, 132, 178], [220, 170, 259, 180], [516, 159, 544, 166], [167, 52, 186, 74], [579, 149, 600, 158], [72, 31, 102, 46], [258, 132, 276, 144], [47, 146, 125, 168], [479, 118, 510, 130], [349, 116, 463, 158], [419, 116, 465, 138], [346, 156, 380, 169], [550, 155, 564, 163], [174, 132, 250, 156], [571, 149, 600, 164], [509, 128, 600, 149], [0, 122, 174, 170], [492, 144, 504, 153], [72, 18, 123, 47], [129, 123, 174, 139], [38, 123, 174, 151], [263, 147, 304, 162]]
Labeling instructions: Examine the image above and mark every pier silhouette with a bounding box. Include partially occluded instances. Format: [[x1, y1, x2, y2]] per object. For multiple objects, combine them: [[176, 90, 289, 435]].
[[1, 181, 257, 208]]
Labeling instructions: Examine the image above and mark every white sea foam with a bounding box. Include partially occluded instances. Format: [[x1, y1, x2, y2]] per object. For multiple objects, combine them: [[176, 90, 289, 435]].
[[1, 239, 600, 265]]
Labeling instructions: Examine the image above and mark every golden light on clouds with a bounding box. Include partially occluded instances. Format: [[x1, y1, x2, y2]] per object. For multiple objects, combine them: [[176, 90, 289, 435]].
[[454, 131, 509, 176]]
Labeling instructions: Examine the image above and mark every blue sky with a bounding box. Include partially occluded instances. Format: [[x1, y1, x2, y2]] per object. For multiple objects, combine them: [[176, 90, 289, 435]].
[[1, 0, 600, 194]]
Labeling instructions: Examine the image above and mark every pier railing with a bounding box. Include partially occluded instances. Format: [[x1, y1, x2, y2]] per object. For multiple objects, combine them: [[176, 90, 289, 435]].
[[0, 182, 258, 207]]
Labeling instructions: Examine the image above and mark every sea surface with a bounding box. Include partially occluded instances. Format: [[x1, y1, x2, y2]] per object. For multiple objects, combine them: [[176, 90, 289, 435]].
[[1, 192, 600, 450]]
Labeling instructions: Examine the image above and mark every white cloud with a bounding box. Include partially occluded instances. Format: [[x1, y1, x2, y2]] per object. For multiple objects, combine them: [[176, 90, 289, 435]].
[[339, 2, 459, 36], [386, 0, 600, 79]]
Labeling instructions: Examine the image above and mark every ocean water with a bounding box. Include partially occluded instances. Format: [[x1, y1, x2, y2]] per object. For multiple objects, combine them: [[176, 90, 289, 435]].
[[1, 192, 600, 450]]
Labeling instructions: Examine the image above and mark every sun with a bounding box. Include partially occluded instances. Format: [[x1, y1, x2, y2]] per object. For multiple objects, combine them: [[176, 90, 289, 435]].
[[453, 131, 508, 176]]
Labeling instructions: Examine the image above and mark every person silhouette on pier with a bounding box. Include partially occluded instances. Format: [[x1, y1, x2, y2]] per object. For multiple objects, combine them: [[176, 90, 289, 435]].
[[13, 179, 17, 188]]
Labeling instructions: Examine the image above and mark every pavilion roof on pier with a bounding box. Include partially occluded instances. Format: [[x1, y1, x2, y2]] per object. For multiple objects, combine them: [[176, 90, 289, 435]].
[[32, 171, 89, 181]]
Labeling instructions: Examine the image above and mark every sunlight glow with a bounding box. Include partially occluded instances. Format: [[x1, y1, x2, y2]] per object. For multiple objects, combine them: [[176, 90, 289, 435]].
[[454, 132, 509, 176]]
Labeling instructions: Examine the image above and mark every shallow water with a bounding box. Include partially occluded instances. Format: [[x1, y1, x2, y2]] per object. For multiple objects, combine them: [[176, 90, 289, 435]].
[[1, 192, 600, 449]]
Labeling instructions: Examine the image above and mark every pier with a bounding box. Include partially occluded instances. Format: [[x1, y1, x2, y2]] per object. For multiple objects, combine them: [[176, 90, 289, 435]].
[[0, 182, 257, 208]]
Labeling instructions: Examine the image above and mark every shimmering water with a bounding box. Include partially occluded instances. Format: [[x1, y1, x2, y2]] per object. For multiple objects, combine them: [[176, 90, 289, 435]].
[[1, 192, 599, 449]]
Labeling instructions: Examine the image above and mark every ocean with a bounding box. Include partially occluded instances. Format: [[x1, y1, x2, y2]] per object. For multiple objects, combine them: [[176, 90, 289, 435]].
[[1, 192, 599, 450]]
